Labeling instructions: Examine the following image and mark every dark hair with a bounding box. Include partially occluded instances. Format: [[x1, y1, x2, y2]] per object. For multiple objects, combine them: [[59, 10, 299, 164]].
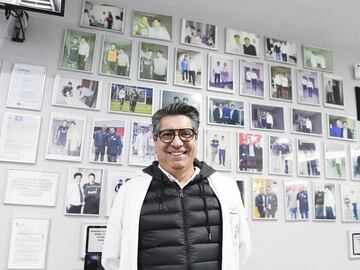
[[88, 173, 95, 178], [152, 102, 200, 136], [74, 172, 82, 178]]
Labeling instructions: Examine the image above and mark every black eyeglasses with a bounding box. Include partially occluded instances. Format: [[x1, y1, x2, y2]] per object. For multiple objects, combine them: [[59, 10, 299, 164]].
[[156, 128, 197, 143]]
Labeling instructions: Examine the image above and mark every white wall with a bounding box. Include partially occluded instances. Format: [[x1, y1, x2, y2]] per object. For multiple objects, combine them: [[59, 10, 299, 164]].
[[0, 1, 360, 270]]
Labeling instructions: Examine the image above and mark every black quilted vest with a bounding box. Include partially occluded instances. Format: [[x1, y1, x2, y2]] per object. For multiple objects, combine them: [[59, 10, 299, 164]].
[[138, 160, 223, 270]]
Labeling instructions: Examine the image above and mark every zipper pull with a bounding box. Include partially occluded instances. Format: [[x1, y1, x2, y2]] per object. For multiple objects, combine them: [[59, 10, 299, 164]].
[[179, 190, 184, 199]]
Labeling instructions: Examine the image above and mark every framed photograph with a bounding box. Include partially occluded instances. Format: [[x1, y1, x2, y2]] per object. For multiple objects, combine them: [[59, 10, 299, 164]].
[[204, 129, 232, 171], [0, 112, 41, 164], [340, 183, 360, 222], [252, 178, 279, 220], [265, 37, 297, 65], [303, 44, 333, 72], [328, 114, 356, 141], [207, 96, 244, 127], [79, 223, 107, 258], [325, 142, 347, 180], [132, 10, 172, 41], [240, 60, 265, 98], [323, 74, 344, 109], [129, 122, 155, 167], [291, 108, 322, 136], [65, 167, 103, 216], [297, 139, 321, 178], [138, 41, 169, 83], [109, 83, 154, 116], [269, 64, 294, 102], [350, 145, 360, 180], [6, 62, 46, 111], [174, 48, 203, 88], [52, 74, 102, 110], [207, 53, 234, 93], [313, 182, 337, 221], [348, 230, 360, 259], [225, 28, 260, 58], [236, 179, 246, 208], [45, 113, 86, 162], [284, 181, 310, 221], [297, 69, 320, 106], [250, 103, 285, 132], [99, 36, 132, 78], [180, 18, 217, 50], [269, 136, 293, 176], [89, 119, 126, 164], [60, 29, 96, 73], [80, 1, 124, 33], [160, 89, 202, 109], [238, 133, 264, 173], [4, 169, 59, 207], [7, 218, 50, 269], [105, 170, 142, 216]]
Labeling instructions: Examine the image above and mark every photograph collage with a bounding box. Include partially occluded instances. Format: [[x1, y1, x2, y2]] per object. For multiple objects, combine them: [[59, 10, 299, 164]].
[[1, 1, 360, 230]]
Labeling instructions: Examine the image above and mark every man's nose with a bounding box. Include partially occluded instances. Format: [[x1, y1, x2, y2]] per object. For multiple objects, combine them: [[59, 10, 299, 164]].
[[170, 134, 184, 147]]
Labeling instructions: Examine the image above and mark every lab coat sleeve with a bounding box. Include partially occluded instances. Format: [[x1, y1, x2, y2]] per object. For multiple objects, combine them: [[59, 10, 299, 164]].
[[238, 189, 252, 268]]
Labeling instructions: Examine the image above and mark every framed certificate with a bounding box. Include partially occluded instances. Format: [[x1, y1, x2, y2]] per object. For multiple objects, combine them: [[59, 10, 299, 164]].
[[348, 231, 360, 259]]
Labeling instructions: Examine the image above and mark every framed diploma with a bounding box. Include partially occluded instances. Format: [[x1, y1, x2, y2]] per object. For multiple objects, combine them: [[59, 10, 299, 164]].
[[79, 223, 107, 258], [6, 63, 47, 111], [4, 169, 59, 207], [0, 112, 41, 164], [348, 231, 360, 259], [7, 218, 50, 269]]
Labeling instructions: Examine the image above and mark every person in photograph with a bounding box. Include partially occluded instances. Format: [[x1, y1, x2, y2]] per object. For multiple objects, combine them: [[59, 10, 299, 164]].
[[243, 36, 256, 56], [106, 127, 122, 163], [296, 185, 309, 219], [134, 127, 148, 160], [213, 61, 221, 87], [315, 185, 325, 219], [184, 24, 195, 43], [133, 15, 150, 36], [54, 120, 68, 154], [221, 62, 230, 88], [255, 187, 266, 218], [83, 173, 101, 214], [129, 89, 140, 113], [286, 185, 298, 219], [117, 49, 130, 76], [182, 97, 189, 103], [274, 73, 283, 98], [117, 87, 126, 111], [213, 103, 223, 123], [188, 57, 197, 86], [325, 80, 333, 103], [281, 41, 288, 62], [307, 78, 314, 98], [106, 11, 113, 30], [210, 134, 219, 165], [251, 69, 258, 91], [148, 18, 171, 40], [153, 50, 167, 81], [222, 103, 231, 124], [77, 36, 90, 70], [204, 25, 215, 47], [259, 111, 267, 128], [229, 103, 240, 125], [73, 85, 94, 108], [218, 135, 227, 166], [67, 36, 79, 68], [180, 54, 189, 81], [66, 172, 84, 214], [112, 15, 123, 31], [305, 117, 312, 133], [102, 103, 251, 269], [265, 186, 278, 218], [239, 138, 249, 171], [66, 121, 81, 156], [173, 96, 180, 103], [254, 142, 263, 172], [104, 43, 118, 74], [274, 41, 281, 61], [140, 49, 154, 80], [82, 9, 90, 26], [324, 186, 336, 219], [342, 121, 353, 139], [228, 33, 241, 53], [330, 119, 342, 138], [93, 126, 108, 162], [271, 139, 283, 174], [61, 81, 73, 97], [245, 68, 252, 90], [332, 80, 341, 105], [311, 52, 326, 69], [349, 190, 359, 220], [301, 75, 308, 98], [146, 128, 155, 160], [266, 111, 273, 129]]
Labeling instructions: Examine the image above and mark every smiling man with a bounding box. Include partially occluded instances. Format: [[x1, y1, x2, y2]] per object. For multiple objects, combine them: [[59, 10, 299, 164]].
[[102, 102, 251, 270]]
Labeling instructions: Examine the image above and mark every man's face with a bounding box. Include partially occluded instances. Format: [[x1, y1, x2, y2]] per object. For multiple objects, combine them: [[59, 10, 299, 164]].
[[266, 187, 272, 194], [74, 175, 82, 184], [260, 187, 264, 195], [89, 175, 95, 184], [244, 38, 250, 46], [154, 115, 197, 174], [152, 19, 160, 28], [336, 120, 342, 128], [109, 128, 115, 134], [148, 51, 153, 57]]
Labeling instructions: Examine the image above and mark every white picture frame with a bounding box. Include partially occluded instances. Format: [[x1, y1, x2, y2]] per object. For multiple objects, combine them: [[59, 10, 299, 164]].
[[269, 64, 294, 102], [240, 59, 265, 99], [283, 180, 310, 221], [268, 136, 293, 176], [327, 114, 357, 142], [250, 103, 285, 132], [225, 28, 260, 58], [324, 142, 347, 180], [297, 69, 320, 106], [340, 184, 360, 223], [252, 177, 279, 220], [237, 132, 264, 174], [265, 36, 297, 65], [291, 108, 323, 136], [313, 182, 337, 221], [296, 138, 321, 178], [323, 73, 344, 109], [207, 53, 235, 93]]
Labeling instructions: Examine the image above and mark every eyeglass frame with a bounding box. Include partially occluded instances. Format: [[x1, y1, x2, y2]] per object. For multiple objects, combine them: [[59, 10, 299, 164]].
[[154, 128, 198, 143]]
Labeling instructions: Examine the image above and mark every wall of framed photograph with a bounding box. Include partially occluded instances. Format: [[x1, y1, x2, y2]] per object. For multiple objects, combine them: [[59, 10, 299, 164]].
[[1, 0, 360, 269]]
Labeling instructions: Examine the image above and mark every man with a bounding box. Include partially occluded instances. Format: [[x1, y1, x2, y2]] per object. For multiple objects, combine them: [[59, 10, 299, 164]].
[[134, 127, 148, 160], [218, 135, 227, 166], [66, 172, 84, 214], [296, 185, 309, 219], [213, 61, 221, 86], [148, 18, 171, 40], [104, 43, 118, 74], [66, 121, 81, 156], [228, 33, 242, 54], [315, 185, 325, 219], [117, 49, 130, 76], [265, 111, 273, 129], [83, 173, 101, 214], [255, 187, 266, 218], [77, 36, 90, 70], [210, 134, 219, 165], [229, 103, 240, 125], [222, 103, 231, 124], [102, 103, 251, 270], [251, 69, 258, 91], [180, 54, 189, 81], [93, 126, 108, 162], [330, 119, 342, 138], [106, 127, 122, 162], [153, 50, 168, 81], [305, 117, 312, 133], [243, 36, 256, 56], [342, 121, 353, 139], [140, 50, 154, 80], [129, 89, 139, 113], [118, 87, 126, 111], [62, 82, 73, 97], [265, 186, 278, 218], [54, 120, 68, 154], [67, 37, 79, 68], [239, 138, 249, 171], [213, 103, 223, 123], [188, 56, 197, 86]]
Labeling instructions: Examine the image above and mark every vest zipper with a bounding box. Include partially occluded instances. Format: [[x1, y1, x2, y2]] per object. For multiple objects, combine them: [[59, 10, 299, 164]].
[[179, 189, 190, 268]]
